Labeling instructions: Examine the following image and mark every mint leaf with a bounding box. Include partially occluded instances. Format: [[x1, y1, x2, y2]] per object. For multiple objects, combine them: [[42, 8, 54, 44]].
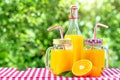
[[58, 71, 74, 77], [58, 71, 69, 76], [65, 71, 74, 77]]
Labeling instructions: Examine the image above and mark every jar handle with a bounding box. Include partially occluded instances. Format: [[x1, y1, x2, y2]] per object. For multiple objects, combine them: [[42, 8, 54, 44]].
[[102, 46, 109, 68], [45, 47, 53, 69]]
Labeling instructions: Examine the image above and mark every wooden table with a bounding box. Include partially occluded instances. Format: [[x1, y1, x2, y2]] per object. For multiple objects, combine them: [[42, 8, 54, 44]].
[[0, 68, 120, 80]]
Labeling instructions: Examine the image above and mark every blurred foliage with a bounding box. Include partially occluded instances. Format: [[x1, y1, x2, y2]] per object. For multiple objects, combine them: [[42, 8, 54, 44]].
[[0, 0, 120, 69]]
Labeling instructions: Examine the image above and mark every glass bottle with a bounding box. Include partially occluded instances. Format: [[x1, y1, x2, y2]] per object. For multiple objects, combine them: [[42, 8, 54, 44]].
[[65, 5, 84, 62]]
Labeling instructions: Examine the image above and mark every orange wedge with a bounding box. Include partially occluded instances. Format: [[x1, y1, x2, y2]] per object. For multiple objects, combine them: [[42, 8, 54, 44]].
[[72, 59, 92, 76]]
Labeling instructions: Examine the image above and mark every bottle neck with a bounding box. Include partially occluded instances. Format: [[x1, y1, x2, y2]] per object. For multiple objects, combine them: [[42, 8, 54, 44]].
[[70, 18, 78, 24], [65, 5, 81, 35], [69, 18, 79, 32], [66, 18, 81, 35]]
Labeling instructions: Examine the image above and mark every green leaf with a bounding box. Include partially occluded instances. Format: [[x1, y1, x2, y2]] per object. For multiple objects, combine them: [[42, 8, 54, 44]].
[[58, 71, 74, 77]]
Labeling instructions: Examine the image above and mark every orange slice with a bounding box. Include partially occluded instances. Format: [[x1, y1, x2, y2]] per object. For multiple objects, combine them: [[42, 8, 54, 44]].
[[72, 59, 92, 76]]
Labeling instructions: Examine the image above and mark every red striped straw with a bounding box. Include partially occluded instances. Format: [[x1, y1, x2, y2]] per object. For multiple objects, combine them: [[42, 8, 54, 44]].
[[93, 23, 109, 68], [47, 26, 64, 40], [93, 23, 108, 39], [47, 26, 65, 49]]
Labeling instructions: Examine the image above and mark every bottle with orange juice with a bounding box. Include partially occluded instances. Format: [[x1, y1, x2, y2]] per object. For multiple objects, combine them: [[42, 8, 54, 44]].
[[65, 5, 84, 63]]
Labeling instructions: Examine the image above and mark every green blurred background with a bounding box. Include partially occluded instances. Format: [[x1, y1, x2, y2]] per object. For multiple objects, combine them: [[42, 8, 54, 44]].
[[0, 0, 120, 69]]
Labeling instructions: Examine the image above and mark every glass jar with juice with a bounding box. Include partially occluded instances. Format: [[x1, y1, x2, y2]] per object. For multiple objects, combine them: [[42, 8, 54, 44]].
[[45, 39, 73, 75], [65, 5, 84, 62], [84, 38, 109, 76]]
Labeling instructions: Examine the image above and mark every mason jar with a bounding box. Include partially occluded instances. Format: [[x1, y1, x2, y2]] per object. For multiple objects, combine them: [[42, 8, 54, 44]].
[[45, 39, 73, 75], [84, 38, 109, 70]]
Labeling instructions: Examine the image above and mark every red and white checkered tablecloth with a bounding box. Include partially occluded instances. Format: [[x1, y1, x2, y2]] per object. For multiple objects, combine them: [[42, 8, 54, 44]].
[[0, 68, 120, 80]]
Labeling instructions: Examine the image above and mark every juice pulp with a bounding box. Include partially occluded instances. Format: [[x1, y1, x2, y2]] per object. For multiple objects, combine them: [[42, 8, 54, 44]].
[[84, 49, 105, 69], [50, 50, 73, 75], [65, 35, 84, 62]]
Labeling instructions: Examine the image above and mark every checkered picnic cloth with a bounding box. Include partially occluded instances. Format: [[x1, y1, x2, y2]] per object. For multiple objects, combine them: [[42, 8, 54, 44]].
[[0, 68, 120, 80]]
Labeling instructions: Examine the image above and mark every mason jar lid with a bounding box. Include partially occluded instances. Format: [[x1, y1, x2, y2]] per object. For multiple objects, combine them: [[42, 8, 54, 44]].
[[85, 38, 103, 45], [53, 39, 71, 45]]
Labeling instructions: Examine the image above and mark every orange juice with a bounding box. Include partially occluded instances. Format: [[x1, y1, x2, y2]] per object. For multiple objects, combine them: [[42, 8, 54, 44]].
[[50, 49, 73, 75], [89, 66, 102, 77], [65, 35, 84, 62], [84, 49, 105, 76], [84, 49, 105, 69]]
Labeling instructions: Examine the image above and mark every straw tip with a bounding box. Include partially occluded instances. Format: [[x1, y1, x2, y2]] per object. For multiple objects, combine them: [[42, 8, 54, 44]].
[[104, 25, 109, 28], [106, 26, 109, 28], [96, 23, 109, 28]]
